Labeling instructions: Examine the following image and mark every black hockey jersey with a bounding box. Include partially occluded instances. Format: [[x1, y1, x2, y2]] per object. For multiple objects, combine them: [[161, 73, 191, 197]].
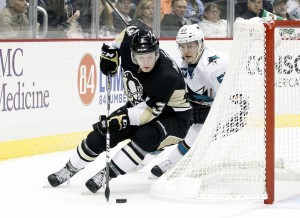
[[112, 26, 191, 126]]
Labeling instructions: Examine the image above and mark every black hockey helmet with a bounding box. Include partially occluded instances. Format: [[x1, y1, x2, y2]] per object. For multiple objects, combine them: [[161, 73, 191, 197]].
[[130, 30, 159, 54]]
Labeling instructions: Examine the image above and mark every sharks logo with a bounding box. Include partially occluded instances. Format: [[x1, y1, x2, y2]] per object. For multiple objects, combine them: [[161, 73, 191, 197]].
[[186, 85, 214, 103], [208, 55, 220, 65], [123, 70, 143, 105]]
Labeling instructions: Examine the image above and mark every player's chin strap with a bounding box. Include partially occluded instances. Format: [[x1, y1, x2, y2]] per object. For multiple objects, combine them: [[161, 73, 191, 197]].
[[190, 42, 204, 65], [180, 41, 204, 65]]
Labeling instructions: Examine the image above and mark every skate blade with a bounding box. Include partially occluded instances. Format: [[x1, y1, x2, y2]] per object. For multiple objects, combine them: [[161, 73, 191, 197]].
[[43, 184, 52, 188], [148, 174, 159, 180], [42, 184, 66, 188], [42, 180, 71, 188], [81, 189, 101, 195], [81, 190, 92, 195]]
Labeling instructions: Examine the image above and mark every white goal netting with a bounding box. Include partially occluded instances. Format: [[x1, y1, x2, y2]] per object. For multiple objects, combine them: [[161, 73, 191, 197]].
[[150, 20, 300, 201], [275, 24, 300, 177]]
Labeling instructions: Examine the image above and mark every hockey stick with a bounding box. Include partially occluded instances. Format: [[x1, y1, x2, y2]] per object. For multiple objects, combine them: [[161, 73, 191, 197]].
[[105, 74, 111, 202], [103, 0, 128, 202], [105, 0, 129, 26]]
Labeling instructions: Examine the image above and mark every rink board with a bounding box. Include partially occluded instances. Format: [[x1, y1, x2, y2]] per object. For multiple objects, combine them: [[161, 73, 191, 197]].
[[1, 39, 299, 160]]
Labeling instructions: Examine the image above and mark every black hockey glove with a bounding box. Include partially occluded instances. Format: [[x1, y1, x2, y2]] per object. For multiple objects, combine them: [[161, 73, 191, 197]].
[[107, 107, 129, 132], [192, 104, 211, 124], [93, 115, 108, 135], [100, 43, 120, 76]]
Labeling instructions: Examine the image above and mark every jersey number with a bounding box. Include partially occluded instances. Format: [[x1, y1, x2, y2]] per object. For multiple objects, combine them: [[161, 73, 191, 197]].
[[152, 102, 165, 116]]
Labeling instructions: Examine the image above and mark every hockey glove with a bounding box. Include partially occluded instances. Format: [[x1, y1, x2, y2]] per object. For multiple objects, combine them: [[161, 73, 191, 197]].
[[93, 115, 108, 135], [108, 107, 129, 132], [100, 43, 120, 76], [192, 104, 211, 124]]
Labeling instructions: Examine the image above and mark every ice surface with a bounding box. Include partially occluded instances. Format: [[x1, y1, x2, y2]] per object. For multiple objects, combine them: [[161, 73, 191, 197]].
[[1, 145, 300, 218]]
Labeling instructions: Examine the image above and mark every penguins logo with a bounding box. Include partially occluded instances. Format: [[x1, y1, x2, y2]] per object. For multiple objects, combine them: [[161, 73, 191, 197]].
[[123, 71, 143, 105]]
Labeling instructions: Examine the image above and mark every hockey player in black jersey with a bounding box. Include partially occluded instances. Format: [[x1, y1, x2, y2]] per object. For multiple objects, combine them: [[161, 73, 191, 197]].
[[47, 26, 192, 193]]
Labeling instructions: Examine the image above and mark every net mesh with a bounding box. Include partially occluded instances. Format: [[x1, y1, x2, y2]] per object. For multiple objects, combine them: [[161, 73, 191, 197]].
[[151, 20, 268, 200], [275, 26, 300, 172], [151, 20, 300, 201]]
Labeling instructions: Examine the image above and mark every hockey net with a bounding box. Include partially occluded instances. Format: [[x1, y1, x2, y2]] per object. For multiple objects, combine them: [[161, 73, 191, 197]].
[[150, 20, 300, 204]]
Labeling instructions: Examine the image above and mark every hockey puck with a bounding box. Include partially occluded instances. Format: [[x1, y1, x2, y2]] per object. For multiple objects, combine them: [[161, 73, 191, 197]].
[[116, 198, 127, 203]]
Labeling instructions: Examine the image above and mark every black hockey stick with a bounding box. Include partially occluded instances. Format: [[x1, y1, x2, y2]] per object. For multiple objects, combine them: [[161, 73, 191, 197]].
[[105, 74, 111, 202], [104, 0, 129, 201], [103, 0, 128, 202], [105, 0, 129, 26]]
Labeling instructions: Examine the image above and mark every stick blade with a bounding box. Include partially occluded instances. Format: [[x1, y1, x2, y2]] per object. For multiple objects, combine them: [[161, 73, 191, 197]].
[[105, 186, 110, 202]]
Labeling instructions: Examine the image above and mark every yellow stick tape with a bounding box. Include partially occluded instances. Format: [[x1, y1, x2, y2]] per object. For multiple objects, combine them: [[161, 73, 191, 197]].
[[0, 131, 89, 161]]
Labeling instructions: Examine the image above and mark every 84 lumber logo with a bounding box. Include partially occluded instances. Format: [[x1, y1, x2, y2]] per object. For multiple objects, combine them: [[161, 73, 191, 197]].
[[77, 54, 97, 106]]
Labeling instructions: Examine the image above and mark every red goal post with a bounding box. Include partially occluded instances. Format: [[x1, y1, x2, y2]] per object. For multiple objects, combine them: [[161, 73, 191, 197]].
[[150, 20, 300, 204], [265, 20, 300, 204]]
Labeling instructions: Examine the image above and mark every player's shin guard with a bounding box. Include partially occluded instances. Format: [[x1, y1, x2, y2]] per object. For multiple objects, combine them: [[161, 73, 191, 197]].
[[85, 141, 148, 193], [69, 139, 99, 169], [169, 141, 190, 164], [111, 141, 148, 173]]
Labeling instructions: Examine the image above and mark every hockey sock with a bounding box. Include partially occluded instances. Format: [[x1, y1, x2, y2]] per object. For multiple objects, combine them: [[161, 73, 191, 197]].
[[109, 141, 148, 176], [168, 141, 190, 165], [69, 139, 99, 170]]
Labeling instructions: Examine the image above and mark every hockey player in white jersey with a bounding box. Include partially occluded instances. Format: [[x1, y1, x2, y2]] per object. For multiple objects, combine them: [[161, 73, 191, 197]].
[[150, 24, 229, 177]]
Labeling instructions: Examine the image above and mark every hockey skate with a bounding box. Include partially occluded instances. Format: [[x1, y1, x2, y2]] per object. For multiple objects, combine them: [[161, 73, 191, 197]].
[[150, 160, 172, 178], [85, 168, 110, 193], [48, 161, 80, 187]]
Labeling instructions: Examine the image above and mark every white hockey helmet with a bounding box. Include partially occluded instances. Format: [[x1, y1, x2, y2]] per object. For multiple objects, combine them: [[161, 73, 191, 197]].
[[176, 24, 205, 44], [176, 24, 205, 64]]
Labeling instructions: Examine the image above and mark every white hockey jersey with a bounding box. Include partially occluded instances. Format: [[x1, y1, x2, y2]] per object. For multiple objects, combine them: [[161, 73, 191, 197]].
[[175, 46, 229, 106]]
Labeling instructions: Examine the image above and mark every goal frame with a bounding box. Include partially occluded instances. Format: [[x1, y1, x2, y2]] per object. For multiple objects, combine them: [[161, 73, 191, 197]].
[[265, 20, 300, 204]]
